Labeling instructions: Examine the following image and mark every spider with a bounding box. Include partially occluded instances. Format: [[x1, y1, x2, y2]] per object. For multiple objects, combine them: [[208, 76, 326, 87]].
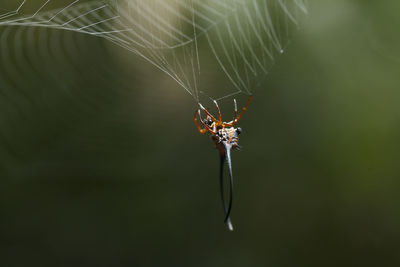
[[194, 95, 252, 231]]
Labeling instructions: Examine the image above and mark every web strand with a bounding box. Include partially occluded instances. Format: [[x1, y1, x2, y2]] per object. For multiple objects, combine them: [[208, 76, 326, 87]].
[[0, 0, 308, 102]]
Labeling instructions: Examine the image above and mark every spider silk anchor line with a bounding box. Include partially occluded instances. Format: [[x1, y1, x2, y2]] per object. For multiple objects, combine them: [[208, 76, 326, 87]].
[[0, 0, 307, 230]]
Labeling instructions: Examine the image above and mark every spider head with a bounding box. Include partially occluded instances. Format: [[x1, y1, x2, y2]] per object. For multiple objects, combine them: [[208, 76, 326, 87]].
[[203, 116, 213, 127]]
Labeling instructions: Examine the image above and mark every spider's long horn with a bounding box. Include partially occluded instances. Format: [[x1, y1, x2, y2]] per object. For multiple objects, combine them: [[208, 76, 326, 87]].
[[220, 142, 234, 231]]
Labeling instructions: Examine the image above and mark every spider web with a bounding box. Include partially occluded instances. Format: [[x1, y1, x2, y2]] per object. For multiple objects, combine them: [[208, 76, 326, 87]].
[[0, 0, 308, 102]]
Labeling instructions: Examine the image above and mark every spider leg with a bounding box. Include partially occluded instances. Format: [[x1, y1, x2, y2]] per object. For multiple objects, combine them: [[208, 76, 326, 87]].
[[235, 95, 252, 123], [223, 95, 252, 127], [213, 100, 223, 124], [196, 109, 215, 134], [193, 109, 208, 134], [233, 98, 238, 123], [199, 103, 219, 124]]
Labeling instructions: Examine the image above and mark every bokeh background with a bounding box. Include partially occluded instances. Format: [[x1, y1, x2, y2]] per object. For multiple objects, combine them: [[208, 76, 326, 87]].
[[1, 0, 400, 266]]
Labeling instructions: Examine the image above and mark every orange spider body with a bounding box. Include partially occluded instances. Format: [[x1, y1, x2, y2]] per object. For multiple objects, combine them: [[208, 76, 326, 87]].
[[193, 95, 251, 154], [193, 95, 252, 231]]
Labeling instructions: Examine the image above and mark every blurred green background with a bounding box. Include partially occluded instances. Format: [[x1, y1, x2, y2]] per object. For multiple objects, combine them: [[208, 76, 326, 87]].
[[1, 0, 400, 266]]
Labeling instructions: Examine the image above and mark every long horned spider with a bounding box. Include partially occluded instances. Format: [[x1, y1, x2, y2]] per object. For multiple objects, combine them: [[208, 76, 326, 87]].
[[194, 95, 252, 231]]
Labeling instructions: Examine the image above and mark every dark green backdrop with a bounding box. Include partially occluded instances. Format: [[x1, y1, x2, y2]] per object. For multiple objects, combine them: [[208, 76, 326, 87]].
[[1, 1, 399, 266]]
